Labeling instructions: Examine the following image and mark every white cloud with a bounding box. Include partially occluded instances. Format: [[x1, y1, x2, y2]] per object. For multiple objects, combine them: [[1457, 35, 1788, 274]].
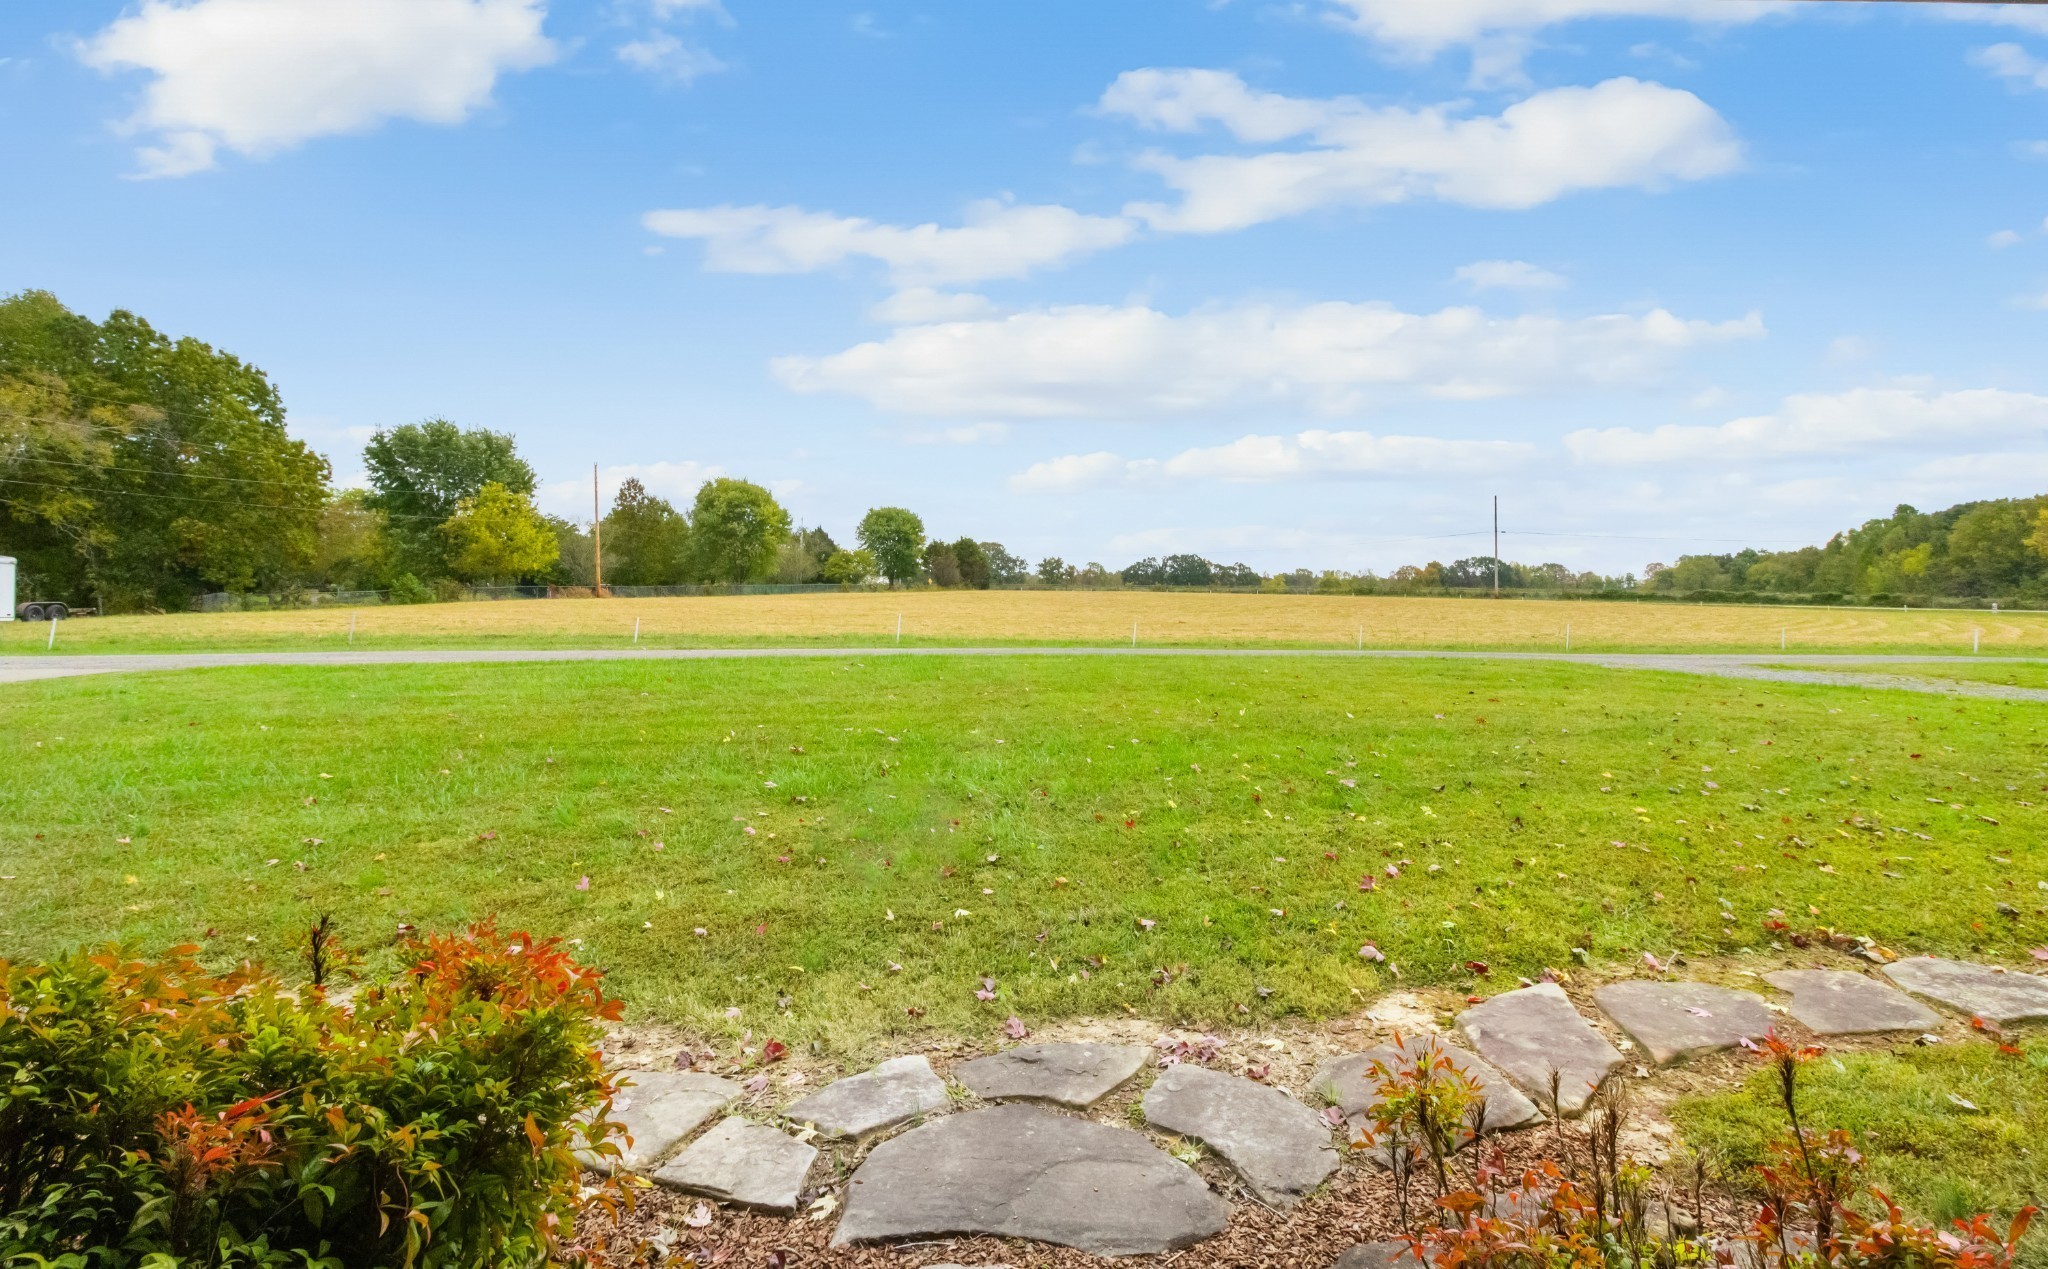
[[1455, 259, 1568, 291], [898, 422, 1011, 446], [642, 199, 1136, 286], [1822, 335, 1871, 366], [773, 298, 1763, 420], [1937, 5, 2048, 37], [1319, 0, 1783, 54], [78, 0, 554, 177], [1972, 42, 2048, 90], [617, 32, 724, 82], [1989, 228, 2024, 248], [1565, 387, 2048, 466], [869, 288, 998, 324], [1101, 73, 1741, 233], [1011, 430, 1535, 491], [541, 460, 724, 517]]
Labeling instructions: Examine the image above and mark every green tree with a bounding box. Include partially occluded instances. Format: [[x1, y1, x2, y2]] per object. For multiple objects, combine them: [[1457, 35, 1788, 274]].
[[980, 542, 1027, 586], [308, 489, 392, 590], [922, 540, 961, 587], [0, 290, 329, 609], [857, 506, 926, 587], [686, 478, 791, 583], [602, 478, 691, 585], [820, 548, 875, 584], [363, 419, 534, 578], [2030, 507, 2048, 561], [951, 537, 990, 589], [1036, 556, 1067, 586], [440, 482, 558, 583]]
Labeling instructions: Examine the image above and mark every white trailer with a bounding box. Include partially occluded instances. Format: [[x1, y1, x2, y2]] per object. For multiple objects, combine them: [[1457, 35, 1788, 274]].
[[0, 556, 13, 622]]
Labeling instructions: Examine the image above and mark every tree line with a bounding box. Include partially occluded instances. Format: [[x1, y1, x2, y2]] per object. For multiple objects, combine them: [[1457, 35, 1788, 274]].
[[8, 293, 2044, 609]]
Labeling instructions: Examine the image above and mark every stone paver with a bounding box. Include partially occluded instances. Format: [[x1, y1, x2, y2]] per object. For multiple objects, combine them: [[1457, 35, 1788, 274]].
[[1142, 1063, 1339, 1209], [652, 1116, 817, 1213], [1594, 982, 1772, 1065], [1333, 1240, 1426, 1269], [784, 1054, 950, 1140], [956, 1042, 1149, 1109], [1310, 1039, 1540, 1167], [832, 1103, 1229, 1255], [585, 1070, 740, 1173], [1763, 970, 1940, 1035], [1456, 984, 1622, 1115], [1882, 957, 2048, 1026]]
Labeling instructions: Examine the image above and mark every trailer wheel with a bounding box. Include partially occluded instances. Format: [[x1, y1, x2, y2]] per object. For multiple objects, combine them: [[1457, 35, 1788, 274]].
[[19, 603, 45, 622], [44, 603, 68, 620]]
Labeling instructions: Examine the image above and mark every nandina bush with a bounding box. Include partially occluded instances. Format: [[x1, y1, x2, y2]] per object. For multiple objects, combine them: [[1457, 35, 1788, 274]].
[[1356, 1033, 2035, 1269], [0, 922, 626, 1268]]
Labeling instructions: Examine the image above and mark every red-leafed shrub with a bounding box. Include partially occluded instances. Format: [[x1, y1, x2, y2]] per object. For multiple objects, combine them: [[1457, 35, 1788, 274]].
[[0, 922, 628, 1268]]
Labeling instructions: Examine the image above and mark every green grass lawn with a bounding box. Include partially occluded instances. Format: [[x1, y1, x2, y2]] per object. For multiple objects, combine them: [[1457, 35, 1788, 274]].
[[1673, 1038, 2048, 1261], [1, 657, 2043, 1056]]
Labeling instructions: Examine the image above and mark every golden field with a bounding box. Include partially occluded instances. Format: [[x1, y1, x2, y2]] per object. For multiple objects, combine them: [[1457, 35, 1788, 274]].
[[3, 589, 2043, 654]]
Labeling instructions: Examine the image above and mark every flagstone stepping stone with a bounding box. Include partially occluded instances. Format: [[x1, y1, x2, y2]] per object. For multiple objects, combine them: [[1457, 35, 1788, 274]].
[[1456, 984, 1622, 1115], [652, 1116, 817, 1213], [1310, 1039, 1541, 1167], [956, 1042, 1149, 1108], [784, 1054, 950, 1140], [831, 1103, 1228, 1256], [583, 1069, 740, 1173], [1142, 1063, 1339, 1209], [1594, 981, 1772, 1065], [1763, 969, 1940, 1035], [1333, 1240, 1426, 1269], [1881, 956, 2048, 1026]]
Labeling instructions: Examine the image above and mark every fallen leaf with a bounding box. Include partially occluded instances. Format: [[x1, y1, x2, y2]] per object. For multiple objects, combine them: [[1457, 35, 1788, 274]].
[[1004, 1016, 1029, 1040], [683, 1202, 713, 1228]]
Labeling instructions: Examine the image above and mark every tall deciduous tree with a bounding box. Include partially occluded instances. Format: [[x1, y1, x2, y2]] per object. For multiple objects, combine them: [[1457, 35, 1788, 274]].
[[857, 507, 924, 587], [686, 478, 791, 582], [440, 482, 558, 584], [950, 537, 990, 589], [0, 290, 329, 609], [363, 419, 534, 578], [602, 478, 691, 585]]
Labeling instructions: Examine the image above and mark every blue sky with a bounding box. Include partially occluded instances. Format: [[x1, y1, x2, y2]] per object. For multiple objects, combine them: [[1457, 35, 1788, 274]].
[[3, 0, 2047, 575]]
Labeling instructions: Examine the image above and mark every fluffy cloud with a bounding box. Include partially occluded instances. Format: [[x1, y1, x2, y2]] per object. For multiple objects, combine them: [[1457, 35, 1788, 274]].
[[1100, 72, 1741, 233], [641, 200, 1136, 286], [1011, 431, 1535, 490], [1972, 42, 2048, 90], [540, 460, 723, 517], [1455, 259, 1568, 290], [79, 0, 555, 177], [1565, 388, 2048, 466], [869, 288, 998, 324], [1319, 0, 1783, 54], [773, 299, 1762, 420]]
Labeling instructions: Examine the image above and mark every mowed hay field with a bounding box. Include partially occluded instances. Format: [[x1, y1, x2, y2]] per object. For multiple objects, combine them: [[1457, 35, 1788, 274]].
[[3, 589, 2044, 654]]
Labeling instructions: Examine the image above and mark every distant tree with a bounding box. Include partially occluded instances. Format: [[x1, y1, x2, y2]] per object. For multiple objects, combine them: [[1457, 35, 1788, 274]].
[[923, 540, 962, 587], [951, 538, 991, 589], [1215, 562, 1258, 588], [820, 548, 875, 584], [364, 419, 534, 578], [980, 542, 1028, 586], [441, 482, 558, 583], [2030, 506, 2048, 561], [1077, 561, 1112, 588], [798, 526, 839, 564], [858, 507, 926, 586], [1160, 554, 1214, 588], [1036, 556, 1067, 586], [309, 490, 391, 590], [1122, 557, 1163, 586], [686, 478, 791, 583], [603, 478, 691, 585]]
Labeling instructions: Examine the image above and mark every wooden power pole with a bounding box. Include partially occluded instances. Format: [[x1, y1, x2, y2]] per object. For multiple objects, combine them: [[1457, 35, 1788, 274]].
[[592, 464, 604, 597], [1493, 495, 1500, 597]]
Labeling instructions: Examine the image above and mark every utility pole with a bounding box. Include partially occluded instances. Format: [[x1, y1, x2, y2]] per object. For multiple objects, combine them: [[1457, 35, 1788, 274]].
[[592, 464, 604, 597], [1492, 495, 1500, 597]]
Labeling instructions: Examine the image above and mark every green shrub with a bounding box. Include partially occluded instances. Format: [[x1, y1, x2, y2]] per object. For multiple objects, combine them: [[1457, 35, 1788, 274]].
[[385, 573, 433, 605], [0, 923, 626, 1267]]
